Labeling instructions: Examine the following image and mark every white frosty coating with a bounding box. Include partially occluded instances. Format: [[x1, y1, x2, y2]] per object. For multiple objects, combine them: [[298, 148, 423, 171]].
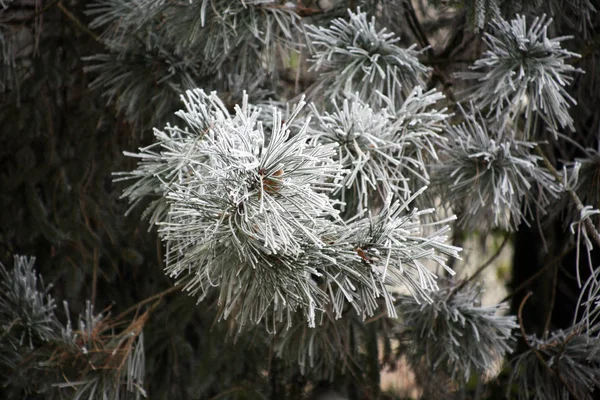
[[119, 89, 461, 329], [458, 14, 581, 138]]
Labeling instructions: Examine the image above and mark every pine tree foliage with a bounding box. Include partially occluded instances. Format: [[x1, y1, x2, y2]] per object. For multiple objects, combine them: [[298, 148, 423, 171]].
[[308, 98, 401, 210], [306, 8, 429, 105], [275, 308, 355, 379], [3, 0, 600, 398], [498, 0, 597, 36], [84, 35, 201, 133], [509, 271, 600, 400], [85, 0, 303, 133], [0, 256, 146, 400], [158, 94, 343, 327], [508, 327, 600, 400], [458, 14, 581, 137], [432, 0, 596, 33], [307, 86, 449, 211], [120, 88, 460, 328], [431, 104, 559, 231], [560, 147, 600, 228], [0, 256, 59, 350], [397, 281, 517, 384], [49, 301, 147, 400]]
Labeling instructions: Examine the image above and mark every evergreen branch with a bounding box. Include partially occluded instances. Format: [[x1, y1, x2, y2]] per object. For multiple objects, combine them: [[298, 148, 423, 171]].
[[431, 104, 560, 231], [458, 15, 581, 137], [306, 8, 429, 105], [535, 145, 600, 248], [398, 281, 517, 384], [517, 292, 583, 400]]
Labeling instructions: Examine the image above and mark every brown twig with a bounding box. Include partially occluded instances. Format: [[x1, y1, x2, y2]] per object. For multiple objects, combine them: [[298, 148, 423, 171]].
[[364, 310, 388, 324], [544, 259, 559, 334], [56, 1, 103, 45], [518, 292, 534, 345], [114, 285, 181, 322]]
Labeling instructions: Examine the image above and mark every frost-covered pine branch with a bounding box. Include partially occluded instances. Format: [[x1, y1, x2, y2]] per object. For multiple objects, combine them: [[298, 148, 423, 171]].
[[560, 147, 600, 228], [307, 86, 449, 213], [431, 104, 559, 231], [0, 256, 147, 400], [10, 0, 600, 396], [157, 94, 344, 327], [510, 327, 600, 400], [458, 15, 581, 138], [308, 98, 409, 211], [0, 256, 59, 350], [397, 281, 517, 385], [52, 301, 147, 400], [84, 0, 302, 132], [306, 8, 429, 105], [119, 90, 461, 332]]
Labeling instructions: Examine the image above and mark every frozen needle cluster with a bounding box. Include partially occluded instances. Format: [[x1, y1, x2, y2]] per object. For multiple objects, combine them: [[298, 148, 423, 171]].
[[459, 15, 580, 137], [397, 282, 517, 384], [432, 105, 558, 231], [306, 8, 429, 105], [119, 90, 460, 329]]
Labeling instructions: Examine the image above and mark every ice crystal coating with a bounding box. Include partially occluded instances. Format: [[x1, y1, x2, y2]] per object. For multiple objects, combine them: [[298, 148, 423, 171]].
[[306, 8, 429, 105], [458, 15, 580, 137], [431, 105, 559, 231], [398, 282, 517, 383], [119, 90, 461, 329]]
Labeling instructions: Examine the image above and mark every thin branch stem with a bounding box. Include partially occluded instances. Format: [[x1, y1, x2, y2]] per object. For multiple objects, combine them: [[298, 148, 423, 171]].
[[365, 310, 388, 324], [448, 233, 511, 299], [544, 260, 559, 335], [518, 292, 534, 346], [35, 0, 60, 16], [91, 247, 98, 307], [56, 1, 104, 45], [114, 285, 180, 321], [402, 0, 456, 102]]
